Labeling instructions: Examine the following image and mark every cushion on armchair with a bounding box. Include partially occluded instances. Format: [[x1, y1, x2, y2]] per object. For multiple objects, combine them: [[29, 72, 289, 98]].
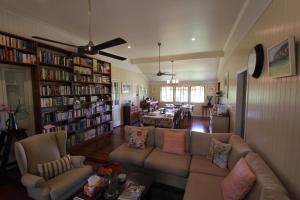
[[37, 155, 73, 180]]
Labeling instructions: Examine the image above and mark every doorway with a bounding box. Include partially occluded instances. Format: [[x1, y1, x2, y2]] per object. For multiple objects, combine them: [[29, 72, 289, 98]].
[[0, 65, 35, 135], [235, 70, 247, 138], [112, 80, 121, 128]]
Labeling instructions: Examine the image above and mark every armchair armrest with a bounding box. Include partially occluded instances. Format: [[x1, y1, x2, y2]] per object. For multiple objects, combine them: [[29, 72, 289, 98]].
[[70, 155, 86, 168], [21, 173, 46, 188]]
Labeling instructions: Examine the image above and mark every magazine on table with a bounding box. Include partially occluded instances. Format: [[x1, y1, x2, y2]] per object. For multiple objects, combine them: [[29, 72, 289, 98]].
[[118, 181, 145, 200]]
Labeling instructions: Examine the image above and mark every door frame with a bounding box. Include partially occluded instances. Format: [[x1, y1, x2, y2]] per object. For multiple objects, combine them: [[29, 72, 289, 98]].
[[235, 68, 248, 138], [111, 79, 121, 128]]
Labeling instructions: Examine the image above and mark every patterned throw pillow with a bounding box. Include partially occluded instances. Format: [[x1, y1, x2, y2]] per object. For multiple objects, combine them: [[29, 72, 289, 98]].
[[207, 138, 232, 168], [37, 155, 73, 180], [127, 128, 148, 149]]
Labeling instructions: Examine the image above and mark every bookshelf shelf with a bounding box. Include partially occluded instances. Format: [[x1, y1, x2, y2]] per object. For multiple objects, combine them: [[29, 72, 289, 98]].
[[0, 30, 113, 150]]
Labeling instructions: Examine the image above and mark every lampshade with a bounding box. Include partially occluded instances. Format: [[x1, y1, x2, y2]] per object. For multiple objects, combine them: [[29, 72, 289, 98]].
[[167, 80, 170, 84]]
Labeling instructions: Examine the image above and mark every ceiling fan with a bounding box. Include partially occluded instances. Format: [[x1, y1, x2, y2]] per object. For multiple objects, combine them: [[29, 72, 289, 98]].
[[32, 0, 127, 61], [147, 42, 175, 77]]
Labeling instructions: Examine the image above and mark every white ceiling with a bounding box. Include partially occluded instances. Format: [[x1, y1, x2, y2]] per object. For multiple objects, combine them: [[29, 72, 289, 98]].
[[0, 0, 246, 81]]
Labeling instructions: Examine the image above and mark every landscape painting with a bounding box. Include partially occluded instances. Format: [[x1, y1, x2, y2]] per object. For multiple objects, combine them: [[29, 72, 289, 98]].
[[268, 36, 296, 78]]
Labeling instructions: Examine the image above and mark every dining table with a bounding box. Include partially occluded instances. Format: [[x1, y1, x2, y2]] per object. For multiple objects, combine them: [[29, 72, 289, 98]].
[[141, 109, 177, 128]]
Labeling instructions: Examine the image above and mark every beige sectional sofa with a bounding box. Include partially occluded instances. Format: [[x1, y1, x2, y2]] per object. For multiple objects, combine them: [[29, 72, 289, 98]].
[[109, 126, 290, 200]]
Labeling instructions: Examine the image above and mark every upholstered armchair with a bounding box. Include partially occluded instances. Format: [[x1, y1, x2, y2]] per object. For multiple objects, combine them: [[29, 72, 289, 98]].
[[14, 131, 93, 200]]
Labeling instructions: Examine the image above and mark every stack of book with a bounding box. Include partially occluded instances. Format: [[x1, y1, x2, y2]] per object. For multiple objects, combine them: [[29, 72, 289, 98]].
[[73, 56, 92, 67], [40, 68, 71, 81], [40, 85, 71, 96]]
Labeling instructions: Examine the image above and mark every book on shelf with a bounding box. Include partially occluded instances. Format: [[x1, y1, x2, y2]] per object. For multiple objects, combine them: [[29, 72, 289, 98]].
[[74, 65, 92, 75], [73, 56, 92, 67], [0, 34, 35, 51], [0, 48, 36, 64], [40, 85, 71, 96], [40, 97, 73, 108], [39, 49, 72, 67], [40, 68, 71, 81], [118, 181, 145, 200], [73, 74, 93, 83]]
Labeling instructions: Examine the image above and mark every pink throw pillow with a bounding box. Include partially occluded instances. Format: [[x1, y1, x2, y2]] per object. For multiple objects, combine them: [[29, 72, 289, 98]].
[[221, 158, 256, 200], [163, 130, 185, 155]]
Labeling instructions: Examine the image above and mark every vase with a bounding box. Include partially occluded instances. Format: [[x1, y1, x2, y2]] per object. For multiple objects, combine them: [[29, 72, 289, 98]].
[[104, 176, 119, 200]]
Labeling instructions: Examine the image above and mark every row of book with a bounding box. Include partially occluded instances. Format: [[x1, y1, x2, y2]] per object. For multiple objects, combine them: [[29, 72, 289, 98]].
[[0, 34, 35, 51], [74, 65, 92, 75], [73, 74, 93, 83], [39, 50, 72, 67], [0, 48, 36, 64], [87, 116, 101, 127], [42, 124, 68, 134], [41, 97, 73, 108], [40, 68, 71, 81], [93, 60, 110, 74], [40, 85, 71, 96], [93, 75, 110, 84], [68, 119, 87, 133], [73, 56, 92, 67], [42, 106, 112, 123], [72, 85, 110, 95]]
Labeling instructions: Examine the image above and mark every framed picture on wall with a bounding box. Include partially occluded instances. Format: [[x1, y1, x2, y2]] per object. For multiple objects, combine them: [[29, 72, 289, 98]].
[[268, 36, 296, 78], [224, 72, 229, 99], [121, 83, 131, 94]]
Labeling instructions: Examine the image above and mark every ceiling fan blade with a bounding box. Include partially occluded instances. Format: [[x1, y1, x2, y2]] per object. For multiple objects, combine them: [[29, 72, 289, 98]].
[[93, 38, 127, 51], [32, 36, 78, 48], [98, 51, 127, 61]]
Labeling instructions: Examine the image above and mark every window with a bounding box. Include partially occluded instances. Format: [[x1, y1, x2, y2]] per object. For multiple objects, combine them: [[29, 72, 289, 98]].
[[160, 86, 173, 102], [175, 87, 188, 102], [190, 86, 205, 103]]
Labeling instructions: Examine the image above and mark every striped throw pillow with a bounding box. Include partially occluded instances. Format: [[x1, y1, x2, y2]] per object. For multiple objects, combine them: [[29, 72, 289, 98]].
[[37, 155, 73, 180]]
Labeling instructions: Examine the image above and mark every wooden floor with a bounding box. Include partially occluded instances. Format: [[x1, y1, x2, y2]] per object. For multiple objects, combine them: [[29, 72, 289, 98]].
[[0, 117, 209, 200]]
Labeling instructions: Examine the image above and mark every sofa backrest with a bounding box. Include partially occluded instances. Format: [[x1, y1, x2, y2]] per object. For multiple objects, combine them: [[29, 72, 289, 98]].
[[228, 135, 252, 170], [14, 131, 67, 175], [245, 153, 290, 200], [124, 126, 155, 146], [190, 132, 232, 155], [154, 128, 190, 153]]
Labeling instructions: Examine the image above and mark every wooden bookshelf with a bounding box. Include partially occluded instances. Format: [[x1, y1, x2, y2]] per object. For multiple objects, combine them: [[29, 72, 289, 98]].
[[0, 30, 113, 149]]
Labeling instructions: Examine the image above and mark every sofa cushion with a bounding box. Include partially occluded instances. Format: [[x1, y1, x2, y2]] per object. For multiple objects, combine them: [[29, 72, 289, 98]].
[[190, 132, 231, 155], [228, 135, 252, 169], [46, 165, 93, 200], [163, 130, 185, 155], [144, 148, 191, 177], [221, 158, 256, 200], [190, 155, 229, 177], [109, 144, 154, 166], [125, 126, 155, 146], [155, 128, 190, 153], [183, 172, 223, 200], [244, 153, 289, 200]]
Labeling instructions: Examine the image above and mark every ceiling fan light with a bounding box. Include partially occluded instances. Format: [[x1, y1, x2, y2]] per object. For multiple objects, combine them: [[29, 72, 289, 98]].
[[172, 79, 176, 84], [176, 80, 179, 83], [167, 80, 170, 84]]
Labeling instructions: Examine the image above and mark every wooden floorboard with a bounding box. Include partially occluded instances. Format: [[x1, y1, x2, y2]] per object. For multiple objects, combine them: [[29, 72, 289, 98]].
[[0, 117, 209, 200]]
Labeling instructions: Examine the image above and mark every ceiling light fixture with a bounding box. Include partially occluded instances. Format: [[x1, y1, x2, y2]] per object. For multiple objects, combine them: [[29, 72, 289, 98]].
[[191, 37, 196, 41], [167, 60, 179, 85], [127, 45, 131, 49]]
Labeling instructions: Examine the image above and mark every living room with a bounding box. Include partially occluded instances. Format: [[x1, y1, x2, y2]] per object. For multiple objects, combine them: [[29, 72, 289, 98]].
[[0, 0, 299, 199]]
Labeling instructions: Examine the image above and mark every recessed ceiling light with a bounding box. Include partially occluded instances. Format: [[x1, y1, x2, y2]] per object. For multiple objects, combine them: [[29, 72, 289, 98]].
[[191, 37, 196, 41], [127, 45, 131, 49]]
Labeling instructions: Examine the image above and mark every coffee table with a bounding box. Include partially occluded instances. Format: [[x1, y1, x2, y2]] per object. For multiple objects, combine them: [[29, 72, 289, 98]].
[[72, 172, 153, 200]]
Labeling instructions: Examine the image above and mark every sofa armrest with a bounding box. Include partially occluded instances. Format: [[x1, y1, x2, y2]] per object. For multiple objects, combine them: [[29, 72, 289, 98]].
[[70, 155, 86, 168], [21, 173, 46, 188]]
